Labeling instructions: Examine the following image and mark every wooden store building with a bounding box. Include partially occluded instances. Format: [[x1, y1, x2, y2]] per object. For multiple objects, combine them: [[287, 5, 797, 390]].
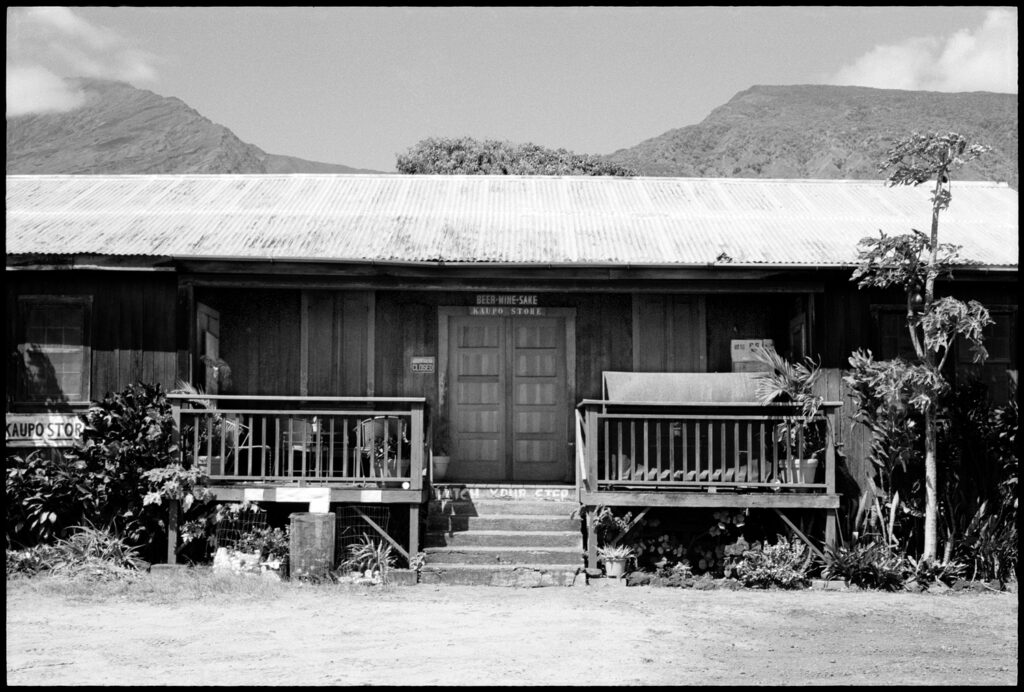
[[6, 174, 1018, 579]]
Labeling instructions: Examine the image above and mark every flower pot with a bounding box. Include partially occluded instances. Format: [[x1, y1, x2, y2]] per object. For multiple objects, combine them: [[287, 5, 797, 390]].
[[785, 458, 819, 484], [604, 557, 628, 579], [433, 455, 451, 481]]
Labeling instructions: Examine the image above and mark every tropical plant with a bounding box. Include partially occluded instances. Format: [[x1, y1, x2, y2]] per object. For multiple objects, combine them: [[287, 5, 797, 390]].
[[822, 541, 909, 591], [597, 543, 635, 561], [234, 526, 290, 562], [905, 555, 966, 589], [6, 383, 181, 560], [342, 534, 396, 581], [171, 380, 247, 459], [733, 535, 810, 589], [6, 450, 97, 547], [848, 131, 992, 563], [752, 344, 828, 459]]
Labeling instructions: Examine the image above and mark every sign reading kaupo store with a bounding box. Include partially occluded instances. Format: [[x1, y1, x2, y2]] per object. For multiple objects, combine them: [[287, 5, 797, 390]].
[[6, 414, 85, 447]]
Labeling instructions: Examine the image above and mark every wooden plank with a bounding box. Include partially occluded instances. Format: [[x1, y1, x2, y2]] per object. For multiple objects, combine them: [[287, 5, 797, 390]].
[[353, 506, 410, 561], [774, 508, 826, 562], [581, 490, 840, 509]]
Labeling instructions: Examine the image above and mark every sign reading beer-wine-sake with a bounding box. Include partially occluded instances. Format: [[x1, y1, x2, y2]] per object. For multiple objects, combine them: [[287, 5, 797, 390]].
[[470, 294, 545, 316]]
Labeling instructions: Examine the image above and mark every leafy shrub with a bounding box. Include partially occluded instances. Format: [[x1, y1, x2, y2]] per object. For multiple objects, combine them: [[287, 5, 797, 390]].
[[6, 544, 62, 577], [6, 525, 146, 581], [5, 382, 217, 563], [6, 450, 97, 546], [234, 526, 290, 562], [822, 541, 909, 591], [941, 376, 1018, 582], [906, 555, 967, 589], [733, 535, 810, 589]]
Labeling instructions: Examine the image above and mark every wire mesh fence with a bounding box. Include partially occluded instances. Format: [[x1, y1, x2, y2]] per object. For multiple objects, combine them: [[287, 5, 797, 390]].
[[334, 505, 390, 568], [214, 506, 269, 550]]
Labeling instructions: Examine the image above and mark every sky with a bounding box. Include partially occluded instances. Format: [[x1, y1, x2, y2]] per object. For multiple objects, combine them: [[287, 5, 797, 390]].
[[6, 6, 1018, 172]]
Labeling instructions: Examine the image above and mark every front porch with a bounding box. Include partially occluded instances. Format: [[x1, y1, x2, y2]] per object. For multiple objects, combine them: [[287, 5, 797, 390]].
[[169, 393, 429, 562], [574, 372, 843, 566]]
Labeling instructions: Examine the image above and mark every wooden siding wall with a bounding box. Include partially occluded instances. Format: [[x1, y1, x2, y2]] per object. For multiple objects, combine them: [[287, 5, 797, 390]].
[[373, 291, 632, 420], [705, 295, 792, 372], [306, 290, 371, 397], [633, 295, 705, 372], [214, 289, 301, 396], [573, 293, 633, 400], [6, 271, 178, 408], [374, 291, 438, 404]]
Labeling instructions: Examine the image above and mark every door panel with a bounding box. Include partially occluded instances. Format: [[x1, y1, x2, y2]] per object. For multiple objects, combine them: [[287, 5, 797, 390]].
[[447, 313, 570, 482], [448, 317, 506, 481], [510, 317, 567, 481]]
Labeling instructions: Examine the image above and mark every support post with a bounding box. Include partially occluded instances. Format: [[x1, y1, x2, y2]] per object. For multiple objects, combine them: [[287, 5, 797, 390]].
[[586, 507, 598, 570], [408, 503, 420, 562], [166, 499, 179, 565]]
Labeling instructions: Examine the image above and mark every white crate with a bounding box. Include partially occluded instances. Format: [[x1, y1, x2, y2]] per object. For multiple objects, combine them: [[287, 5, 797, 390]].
[[730, 338, 774, 362]]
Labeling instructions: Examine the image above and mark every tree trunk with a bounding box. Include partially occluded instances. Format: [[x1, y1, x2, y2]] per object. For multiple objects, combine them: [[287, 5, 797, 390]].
[[923, 408, 938, 562]]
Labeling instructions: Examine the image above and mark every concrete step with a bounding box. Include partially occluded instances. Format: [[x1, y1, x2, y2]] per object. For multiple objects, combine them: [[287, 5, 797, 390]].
[[429, 498, 580, 517], [423, 545, 583, 566], [424, 529, 582, 548], [419, 563, 584, 587], [428, 513, 581, 532]]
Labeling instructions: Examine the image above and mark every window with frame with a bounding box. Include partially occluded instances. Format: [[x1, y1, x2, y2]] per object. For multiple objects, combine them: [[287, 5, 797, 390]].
[[957, 306, 1017, 402], [871, 305, 917, 360], [16, 296, 92, 404]]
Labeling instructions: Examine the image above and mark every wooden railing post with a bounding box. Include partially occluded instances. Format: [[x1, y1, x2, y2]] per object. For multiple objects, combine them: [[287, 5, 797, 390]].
[[410, 401, 424, 491], [824, 405, 838, 551], [170, 400, 182, 465], [585, 407, 598, 495]]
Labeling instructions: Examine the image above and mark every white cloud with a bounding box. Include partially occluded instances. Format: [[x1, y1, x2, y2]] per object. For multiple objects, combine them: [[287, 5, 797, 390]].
[[6, 6, 160, 115], [5, 64, 86, 116], [830, 8, 1017, 93]]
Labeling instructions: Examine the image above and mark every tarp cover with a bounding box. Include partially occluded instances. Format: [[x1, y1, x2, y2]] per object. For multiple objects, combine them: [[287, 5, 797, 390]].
[[601, 371, 763, 403]]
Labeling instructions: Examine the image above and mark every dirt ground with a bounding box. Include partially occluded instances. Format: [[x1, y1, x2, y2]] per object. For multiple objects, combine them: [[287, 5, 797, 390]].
[[6, 576, 1017, 686]]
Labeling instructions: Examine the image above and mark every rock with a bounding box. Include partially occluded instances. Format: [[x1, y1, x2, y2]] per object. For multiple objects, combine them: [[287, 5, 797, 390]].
[[626, 572, 653, 587], [952, 578, 971, 592], [927, 580, 950, 594], [904, 579, 925, 593]]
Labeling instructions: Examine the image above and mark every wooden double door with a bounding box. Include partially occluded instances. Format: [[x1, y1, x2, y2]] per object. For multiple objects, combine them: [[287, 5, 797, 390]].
[[443, 310, 574, 482]]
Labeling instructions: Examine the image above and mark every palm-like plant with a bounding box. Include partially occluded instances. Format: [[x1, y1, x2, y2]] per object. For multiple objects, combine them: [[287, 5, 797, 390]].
[[751, 345, 826, 458]]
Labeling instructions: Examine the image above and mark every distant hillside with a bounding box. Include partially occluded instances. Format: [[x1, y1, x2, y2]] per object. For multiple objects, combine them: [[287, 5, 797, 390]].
[[5, 78, 381, 175], [607, 85, 1018, 188]]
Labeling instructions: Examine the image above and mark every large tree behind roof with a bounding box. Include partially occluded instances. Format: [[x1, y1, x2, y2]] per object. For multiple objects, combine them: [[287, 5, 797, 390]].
[[395, 136, 636, 176]]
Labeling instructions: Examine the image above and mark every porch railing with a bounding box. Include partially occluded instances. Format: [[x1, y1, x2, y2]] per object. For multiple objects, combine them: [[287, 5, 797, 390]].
[[168, 394, 425, 490], [577, 400, 841, 496]]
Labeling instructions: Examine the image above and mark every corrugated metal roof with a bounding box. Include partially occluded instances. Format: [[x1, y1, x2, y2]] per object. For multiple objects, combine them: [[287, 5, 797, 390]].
[[5, 174, 1018, 267]]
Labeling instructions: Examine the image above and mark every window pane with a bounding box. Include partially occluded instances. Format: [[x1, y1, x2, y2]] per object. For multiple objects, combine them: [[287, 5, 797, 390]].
[[19, 301, 88, 402]]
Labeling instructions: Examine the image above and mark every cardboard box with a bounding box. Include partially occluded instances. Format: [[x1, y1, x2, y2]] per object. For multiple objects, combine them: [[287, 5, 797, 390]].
[[730, 339, 774, 362]]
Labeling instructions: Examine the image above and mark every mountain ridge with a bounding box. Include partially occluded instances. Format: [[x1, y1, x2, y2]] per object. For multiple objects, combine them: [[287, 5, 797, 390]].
[[606, 84, 1017, 187], [6, 78, 382, 175]]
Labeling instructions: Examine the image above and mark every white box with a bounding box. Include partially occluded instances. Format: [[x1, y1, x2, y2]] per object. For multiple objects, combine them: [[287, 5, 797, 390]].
[[730, 339, 774, 362]]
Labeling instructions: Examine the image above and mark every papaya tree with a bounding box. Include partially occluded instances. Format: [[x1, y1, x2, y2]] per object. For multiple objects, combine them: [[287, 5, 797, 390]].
[[849, 132, 993, 562]]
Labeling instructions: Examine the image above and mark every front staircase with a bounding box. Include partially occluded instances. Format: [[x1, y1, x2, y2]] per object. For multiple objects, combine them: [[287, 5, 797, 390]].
[[421, 485, 584, 586]]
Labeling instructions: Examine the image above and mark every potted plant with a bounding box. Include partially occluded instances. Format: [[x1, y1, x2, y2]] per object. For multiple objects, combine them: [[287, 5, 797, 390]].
[[432, 416, 451, 481], [171, 380, 247, 475], [597, 544, 635, 579], [750, 345, 826, 484]]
